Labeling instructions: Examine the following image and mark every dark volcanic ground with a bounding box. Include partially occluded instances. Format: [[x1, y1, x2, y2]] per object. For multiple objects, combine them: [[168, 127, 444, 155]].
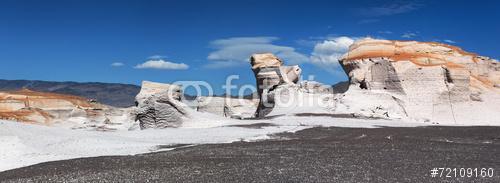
[[1, 126, 499, 182]]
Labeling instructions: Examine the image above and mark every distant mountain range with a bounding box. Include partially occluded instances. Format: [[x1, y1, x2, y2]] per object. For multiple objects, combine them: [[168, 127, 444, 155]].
[[0, 79, 141, 107], [0, 79, 349, 108]]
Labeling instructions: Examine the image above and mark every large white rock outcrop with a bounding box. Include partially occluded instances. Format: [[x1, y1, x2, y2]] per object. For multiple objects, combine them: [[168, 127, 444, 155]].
[[337, 38, 500, 124], [250, 53, 336, 118], [134, 81, 190, 129], [250, 53, 302, 117]]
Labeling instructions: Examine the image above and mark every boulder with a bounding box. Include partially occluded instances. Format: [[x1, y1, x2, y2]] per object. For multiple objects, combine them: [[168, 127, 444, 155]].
[[337, 38, 500, 124], [134, 81, 190, 129]]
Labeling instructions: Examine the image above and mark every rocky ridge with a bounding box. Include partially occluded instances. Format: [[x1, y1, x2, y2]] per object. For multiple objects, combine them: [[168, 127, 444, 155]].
[[0, 79, 141, 107], [0, 89, 132, 130]]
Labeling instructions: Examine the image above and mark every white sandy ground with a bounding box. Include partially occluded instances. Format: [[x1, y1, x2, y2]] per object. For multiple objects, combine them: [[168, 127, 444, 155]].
[[1, 111, 499, 172], [0, 114, 426, 172]]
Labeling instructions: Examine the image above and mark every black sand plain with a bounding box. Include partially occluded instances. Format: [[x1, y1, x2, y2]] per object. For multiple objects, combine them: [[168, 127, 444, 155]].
[[1, 125, 499, 183]]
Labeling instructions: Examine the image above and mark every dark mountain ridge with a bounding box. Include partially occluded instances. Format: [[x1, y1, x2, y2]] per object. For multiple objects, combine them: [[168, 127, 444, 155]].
[[0, 79, 349, 108]]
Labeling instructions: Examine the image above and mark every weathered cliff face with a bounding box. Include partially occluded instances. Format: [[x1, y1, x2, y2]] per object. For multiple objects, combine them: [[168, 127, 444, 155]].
[[0, 89, 132, 130], [0, 89, 99, 123], [133, 81, 190, 129], [337, 38, 500, 123]]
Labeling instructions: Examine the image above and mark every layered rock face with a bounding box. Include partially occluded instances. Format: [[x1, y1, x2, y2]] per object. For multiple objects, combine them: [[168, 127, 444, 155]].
[[0, 89, 132, 129], [338, 38, 499, 123], [0, 89, 101, 123], [133, 81, 190, 129]]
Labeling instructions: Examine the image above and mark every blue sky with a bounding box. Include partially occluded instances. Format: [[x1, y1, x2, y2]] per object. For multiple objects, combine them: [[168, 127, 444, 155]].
[[1, 0, 499, 94]]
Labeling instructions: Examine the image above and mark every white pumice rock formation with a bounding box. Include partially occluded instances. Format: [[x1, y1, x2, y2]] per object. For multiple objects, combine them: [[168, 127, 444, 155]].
[[133, 81, 191, 129], [250, 53, 303, 118], [196, 96, 258, 119], [250, 53, 337, 118], [337, 38, 500, 124]]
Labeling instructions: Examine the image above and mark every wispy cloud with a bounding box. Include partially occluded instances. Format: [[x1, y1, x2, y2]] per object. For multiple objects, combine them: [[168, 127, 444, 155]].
[[148, 55, 167, 60], [378, 31, 393, 34], [443, 39, 456, 44], [206, 36, 308, 68], [205, 35, 371, 74], [401, 32, 418, 38], [134, 59, 189, 70], [356, 1, 422, 17], [110, 62, 124, 67]]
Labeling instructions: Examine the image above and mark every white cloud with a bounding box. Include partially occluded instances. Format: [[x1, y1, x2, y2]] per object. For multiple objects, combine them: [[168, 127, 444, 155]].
[[378, 31, 393, 34], [310, 36, 358, 73], [148, 55, 167, 60], [401, 32, 417, 38], [134, 59, 189, 70], [443, 39, 456, 44], [205, 36, 367, 74], [110, 62, 124, 67], [206, 36, 308, 68], [357, 2, 422, 17]]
